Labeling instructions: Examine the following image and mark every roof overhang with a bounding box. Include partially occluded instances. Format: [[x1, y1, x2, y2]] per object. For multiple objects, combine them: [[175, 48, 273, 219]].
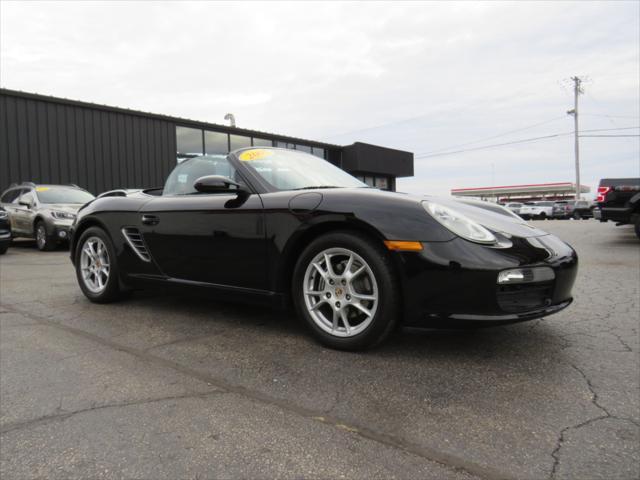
[[451, 182, 591, 197]]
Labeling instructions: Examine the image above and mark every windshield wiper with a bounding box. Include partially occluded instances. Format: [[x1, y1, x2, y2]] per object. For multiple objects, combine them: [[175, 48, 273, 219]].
[[292, 186, 342, 190]]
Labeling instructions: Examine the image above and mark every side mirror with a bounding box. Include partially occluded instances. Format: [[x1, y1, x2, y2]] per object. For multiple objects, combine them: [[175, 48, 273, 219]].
[[193, 175, 247, 194], [19, 199, 32, 208]]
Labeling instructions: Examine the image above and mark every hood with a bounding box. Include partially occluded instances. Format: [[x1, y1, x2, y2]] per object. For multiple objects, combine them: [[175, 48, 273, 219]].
[[319, 188, 550, 239], [45, 203, 82, 213]]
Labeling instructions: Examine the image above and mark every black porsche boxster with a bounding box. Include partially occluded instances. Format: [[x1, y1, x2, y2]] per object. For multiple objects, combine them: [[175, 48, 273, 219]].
[[70, 147, 578, 350]]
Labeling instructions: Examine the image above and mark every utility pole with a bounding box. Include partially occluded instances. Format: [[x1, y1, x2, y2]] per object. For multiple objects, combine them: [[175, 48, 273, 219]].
[[567, 76, 583, 200]]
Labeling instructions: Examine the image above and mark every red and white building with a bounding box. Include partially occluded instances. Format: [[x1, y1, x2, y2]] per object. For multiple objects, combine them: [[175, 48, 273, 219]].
[[451, 182, 591, 203]]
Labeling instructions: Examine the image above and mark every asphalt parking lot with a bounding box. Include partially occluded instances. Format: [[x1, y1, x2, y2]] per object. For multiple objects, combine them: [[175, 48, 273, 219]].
[[1, 220, 638, 480]]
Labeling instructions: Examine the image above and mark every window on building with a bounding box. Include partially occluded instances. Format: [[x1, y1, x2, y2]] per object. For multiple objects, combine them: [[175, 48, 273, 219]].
[[229, 134, 252, 151], [205, 131, 229, 155], [275, 141, 288, 149], [252, 138, 273, 147], [375, 177, 389, 190], [176, 127, 203, 158], [312, 147, 325, 159], [296, 144, 312, 153], [364, 176, 375, 187]]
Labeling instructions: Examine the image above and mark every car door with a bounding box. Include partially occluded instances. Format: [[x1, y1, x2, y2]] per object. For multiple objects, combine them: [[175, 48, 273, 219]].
[[15, 190, 39, 235], [0, 189, 23, 233], [139, 156, 268, 291]]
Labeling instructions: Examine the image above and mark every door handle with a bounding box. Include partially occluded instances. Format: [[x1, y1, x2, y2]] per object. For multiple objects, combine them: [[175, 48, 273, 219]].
[[141, 214, 159, 225]]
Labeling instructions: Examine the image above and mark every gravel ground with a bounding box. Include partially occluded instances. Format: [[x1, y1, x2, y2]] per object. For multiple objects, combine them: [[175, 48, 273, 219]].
[[0, 220, 638, 480]]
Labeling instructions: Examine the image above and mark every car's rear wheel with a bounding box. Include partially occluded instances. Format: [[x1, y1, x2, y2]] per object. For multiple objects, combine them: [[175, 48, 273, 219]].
[[539, 212, 547, 220], [573, 211, 581, 220], [35, 221, 56, 251], [0, 242, 8, 254], [75, 227, 124, 303], [293, 232, 400, 350]]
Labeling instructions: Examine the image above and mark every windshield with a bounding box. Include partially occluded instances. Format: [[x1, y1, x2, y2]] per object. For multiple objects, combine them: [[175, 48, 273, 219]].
[[237, 148, 366, 191], [35, 186, 95, 204]]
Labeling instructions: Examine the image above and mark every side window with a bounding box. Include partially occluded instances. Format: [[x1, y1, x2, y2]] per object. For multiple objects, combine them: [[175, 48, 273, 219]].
[[1, 189, 22, 204], [163, 155, 243, 196]]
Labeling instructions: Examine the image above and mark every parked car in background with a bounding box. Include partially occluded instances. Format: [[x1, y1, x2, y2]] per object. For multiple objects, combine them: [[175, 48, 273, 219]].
[[69, 147, 578, 351], [0, 183, 95, 251], [519, 201, 555, 220], [504, 202, 524, 215], [596, 177, 640, 239], [0, 207, 10, 254], [552, 200, 594, 220]]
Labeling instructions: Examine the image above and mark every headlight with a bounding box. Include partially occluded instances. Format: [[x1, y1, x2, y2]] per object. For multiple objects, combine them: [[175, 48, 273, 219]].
[[51, 210, 76, 220], [422, 201, 497, 244], [0, 210, 7, 219]]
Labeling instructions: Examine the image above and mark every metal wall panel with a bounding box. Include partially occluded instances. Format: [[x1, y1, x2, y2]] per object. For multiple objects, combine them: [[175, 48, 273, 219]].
[[1, 89, 412, 194], [0, 94, 177, 194]]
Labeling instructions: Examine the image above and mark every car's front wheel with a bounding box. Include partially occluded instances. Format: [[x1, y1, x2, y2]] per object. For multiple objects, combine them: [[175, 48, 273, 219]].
[[35, 221, 56, 251], [75, 227, 124, 303], [293, 232, 400, 350]]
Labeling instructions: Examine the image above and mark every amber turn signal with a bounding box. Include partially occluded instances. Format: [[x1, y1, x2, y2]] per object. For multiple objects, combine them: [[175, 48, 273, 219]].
[[383, 240, 423, 251]]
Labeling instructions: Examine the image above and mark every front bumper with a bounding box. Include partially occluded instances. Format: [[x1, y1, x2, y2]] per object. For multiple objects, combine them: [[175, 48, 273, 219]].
[[394, 234, 578, 327], [47, 219, 73, 241]]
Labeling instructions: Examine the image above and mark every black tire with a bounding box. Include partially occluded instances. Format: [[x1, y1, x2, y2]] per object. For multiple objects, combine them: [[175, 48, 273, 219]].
[[635, 216, 640, 240], [0, 241, 8, 254], [74, 226, 125, 303], [292, 231, 400, 351], [539, 212, 547, 220], [35, 220, 56, 251], [573, 211, 581, 220]]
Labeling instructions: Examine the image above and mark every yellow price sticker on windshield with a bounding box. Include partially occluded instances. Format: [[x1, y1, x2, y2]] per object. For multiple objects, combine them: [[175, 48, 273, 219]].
[[239, 149, 274, 161], [35, 187, 50, 192]]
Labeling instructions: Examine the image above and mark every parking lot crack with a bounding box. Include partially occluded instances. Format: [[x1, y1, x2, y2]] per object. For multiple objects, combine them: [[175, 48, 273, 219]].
[[3, 301, 510, 480], [0, 390, 225, 436], [548, 362, 639, 478]]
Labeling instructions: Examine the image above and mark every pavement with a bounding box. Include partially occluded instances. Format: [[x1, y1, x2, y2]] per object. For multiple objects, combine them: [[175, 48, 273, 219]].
[[0, 220, 638, 480]]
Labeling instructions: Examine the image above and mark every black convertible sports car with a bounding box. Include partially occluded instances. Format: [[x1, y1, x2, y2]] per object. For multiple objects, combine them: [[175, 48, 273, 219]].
[[70, 147, 578, 350]]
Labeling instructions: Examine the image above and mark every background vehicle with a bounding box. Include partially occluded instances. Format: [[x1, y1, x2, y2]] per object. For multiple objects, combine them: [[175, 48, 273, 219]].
[[0, 183, 95, 250], [552, 200, 594, 220], [70, 147, 577, 351], [504, 202, 523, 215], [597, 178, 640, 239], [518, 201, 555, 220], [0, 207, 10, 254]]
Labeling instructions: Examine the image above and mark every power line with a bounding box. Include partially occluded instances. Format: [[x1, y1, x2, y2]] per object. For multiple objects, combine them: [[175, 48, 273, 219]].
[[414, 133, 571, 159], [582, 113, 640, 119], [414, 126, 639, 160], [414, 116, 567, 157], [580, 126, 639, 132], [579, 134, 640, 137]]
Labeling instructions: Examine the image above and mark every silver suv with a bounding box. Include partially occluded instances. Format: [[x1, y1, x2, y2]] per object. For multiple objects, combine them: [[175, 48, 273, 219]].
[[0, 183, 95, 251]]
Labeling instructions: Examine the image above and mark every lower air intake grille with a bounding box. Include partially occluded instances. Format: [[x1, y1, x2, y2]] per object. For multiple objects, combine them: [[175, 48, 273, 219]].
[[497, 282, 554, 313], [122, 227, 151, 262]]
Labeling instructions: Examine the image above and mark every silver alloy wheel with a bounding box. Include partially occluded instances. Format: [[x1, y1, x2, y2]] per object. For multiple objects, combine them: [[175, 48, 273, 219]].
[[80, 236, 110, 294], [303, 247, 378, 338], [36, 224, 46, 249]]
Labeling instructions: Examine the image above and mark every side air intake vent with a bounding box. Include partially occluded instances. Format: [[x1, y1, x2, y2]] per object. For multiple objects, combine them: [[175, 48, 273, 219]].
[[122, 227, 151, 262]]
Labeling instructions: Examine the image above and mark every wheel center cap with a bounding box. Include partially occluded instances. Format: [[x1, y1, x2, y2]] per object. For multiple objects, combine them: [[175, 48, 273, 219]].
[[334, 287, 343, 298]]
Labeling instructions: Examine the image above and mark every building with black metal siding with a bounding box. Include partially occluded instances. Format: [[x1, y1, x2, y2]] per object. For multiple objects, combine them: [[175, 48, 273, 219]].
[[0, 88, 413, 195]]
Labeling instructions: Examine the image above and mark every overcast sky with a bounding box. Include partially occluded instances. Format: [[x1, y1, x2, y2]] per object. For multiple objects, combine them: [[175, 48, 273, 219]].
[[1, 1, 638, 196]]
